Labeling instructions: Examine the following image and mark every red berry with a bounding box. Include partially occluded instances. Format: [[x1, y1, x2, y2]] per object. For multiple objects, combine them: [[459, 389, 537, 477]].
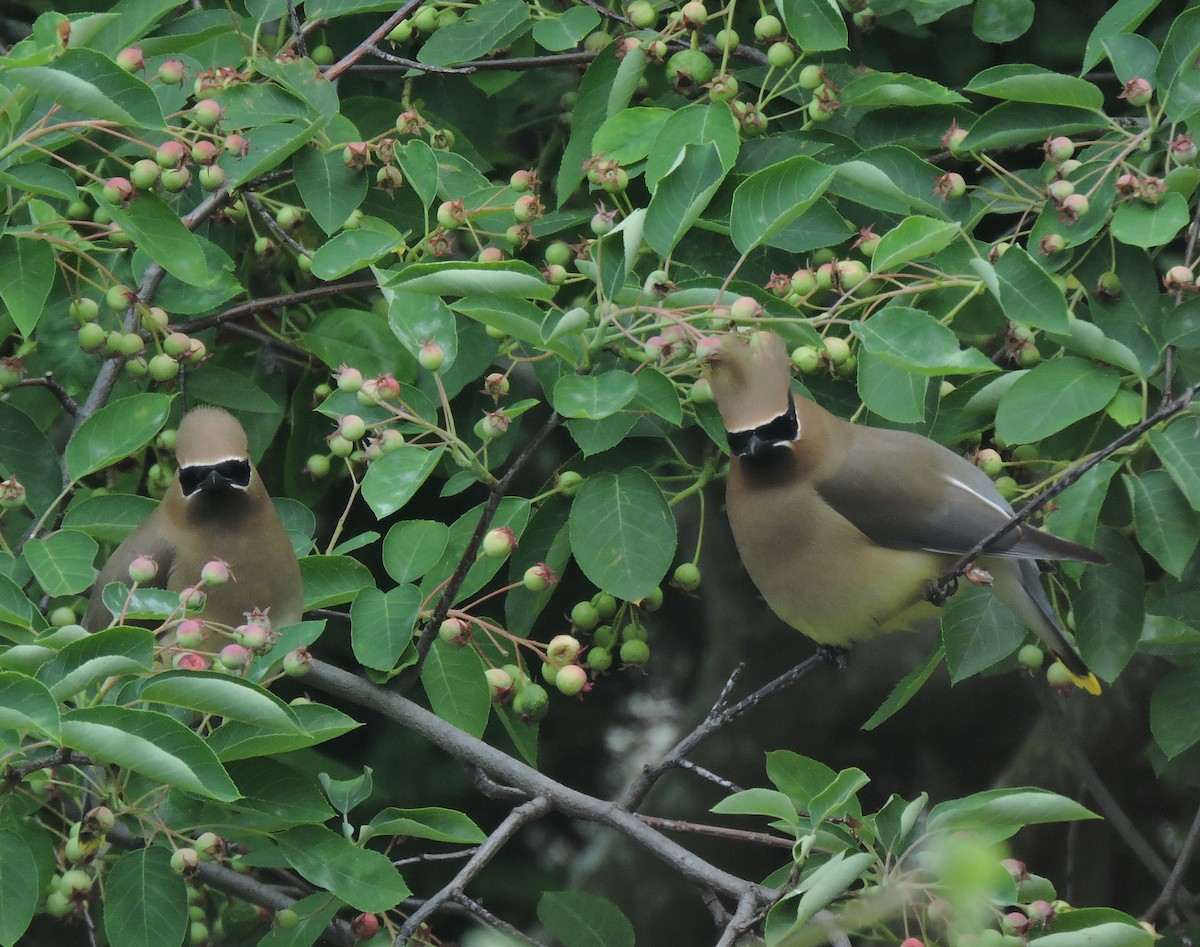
[[350, 913, 379, 940]]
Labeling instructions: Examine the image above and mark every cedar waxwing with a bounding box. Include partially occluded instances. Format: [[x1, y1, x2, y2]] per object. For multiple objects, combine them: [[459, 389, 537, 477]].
[[84, 407, 303, 636], [706, 331, 1104, 694]]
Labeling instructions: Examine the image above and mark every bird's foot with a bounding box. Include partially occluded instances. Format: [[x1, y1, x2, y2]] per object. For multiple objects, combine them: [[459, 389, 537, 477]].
[[816, 644, 849, 670], [926, 573, 958, 607]]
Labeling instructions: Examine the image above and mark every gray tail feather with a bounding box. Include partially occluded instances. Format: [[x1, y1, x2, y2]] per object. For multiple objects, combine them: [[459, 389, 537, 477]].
[[992, 559, 1092, 678]]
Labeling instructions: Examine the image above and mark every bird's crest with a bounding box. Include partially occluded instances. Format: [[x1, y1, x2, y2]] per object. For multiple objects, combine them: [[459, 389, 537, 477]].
[[706, 331, 794, 433]]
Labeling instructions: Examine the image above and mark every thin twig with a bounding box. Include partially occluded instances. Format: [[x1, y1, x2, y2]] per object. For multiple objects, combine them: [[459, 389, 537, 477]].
[[181, 280, 376, 334], [285, 0, 307, 58], [1143, 800, 1200, 923], [18, 373, 78, 416], [1038, 687, 1182, 894], [354, 49, 600, 74], [715, 889, 764, 947], [676, 759, 744, 794], [400, 411, 563, 684], [395, 796, 552, 941], [619, 656, 825, 810], [243, 192, 313, 259], [638, 814, 794, 849], [453, 892, 549, 946]]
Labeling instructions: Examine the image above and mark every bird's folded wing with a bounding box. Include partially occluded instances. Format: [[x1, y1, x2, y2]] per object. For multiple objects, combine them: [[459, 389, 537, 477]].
[[815, 439, 1104, 564]]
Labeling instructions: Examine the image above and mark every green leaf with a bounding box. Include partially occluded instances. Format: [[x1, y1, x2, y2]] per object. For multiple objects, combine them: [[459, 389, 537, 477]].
[[417, 0, 530, 66], [791, 852, 877, 928], [965, 65, 1104, 110], [255, 892, 340, 947], [222, 120, 321, 190], [224, 759, 335, 829], [0, 235, 54, 336], [0, 403, 61, 516], [593, 107, 672, 166], [774, 0, 848, 52], [853, 307, 996, 375], [92, 188, 209, 287], [1083, 0, 1159, 72], [730, 156, 835, 254], [310, 228, 400, 279], [383, 520, 449, 585], [857, 352, 927, 423], [38, 627, 155, 701], [533, 5, 600, 51], [942, 582, 1025, 683], [927, 787, 1099, 836], [305, 307, 412, 377], [1110, 192, 1191, 248], [65, 393, 173, 482], [1102, 33, 1160, 87], [396, 139, 439, 209], [994, 358, 1120, 444], [1150, 417, 1200, 510], [298, 555, 374, 609], [1151, 663, 1200, 758], [644, 102, 740, 190], [711, 787, 799, 823], [985, 246, 1070, 332], [384, 286, 459, 370], [1046, 461, 1120, 578], [862, 646, 944, 730], [0, 574, 35, 639], [384, 260, 556, 299], [870, 216, 960, 272], [552, 371, 638, 419], [62, 705, 240, 801], [841, 72, 968, 107], [1159, 7, 1200, 125], [1125, 471, 1199, 578], [421, 639, 490, 738], [972, 0, 1034, 42], [361, 446, 445, 519], [569, 468, 676, 601], [557, 48, 627, 206], [208, 701, 360, 762], [452, 296, 545, 347], [362, 806, 487, 845], [538, 892, 635, 947], [1074, 530, 1144, 683], [0, 672, 60, 740], [1028, 922, 1153, 947], [276, 824, 410, 912], [350, 585, 420, 671], [765, 751, 835, 812], [140, 671, 308, 732], [961, 103, 1106, 152], [644, 142, 726, 257], [23, 530, 98, 597], [9, 48, 164, 127], [0, 831, 38, 947], [102, 848, 188, 947]]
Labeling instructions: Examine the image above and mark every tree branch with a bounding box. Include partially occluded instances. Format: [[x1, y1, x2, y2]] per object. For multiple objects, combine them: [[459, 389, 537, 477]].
[[1143, 799, 1200, 923], [395, 796, 552, 941], [306, 659, 774, 904], [324, 0, 423, 81], [181, 280, 376, 334]]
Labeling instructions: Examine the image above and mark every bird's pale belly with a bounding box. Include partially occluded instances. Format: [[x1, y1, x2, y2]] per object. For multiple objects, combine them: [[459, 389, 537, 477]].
[[727, 487, 946, 646]]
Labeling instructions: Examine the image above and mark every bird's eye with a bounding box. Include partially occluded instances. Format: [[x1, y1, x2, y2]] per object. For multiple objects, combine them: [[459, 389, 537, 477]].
[[179, 459, 252, 496]]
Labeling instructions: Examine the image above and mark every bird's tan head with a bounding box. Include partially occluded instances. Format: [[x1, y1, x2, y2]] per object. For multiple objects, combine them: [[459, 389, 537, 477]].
[[705, 331, 795, 433], [175, 407, 254, 498]]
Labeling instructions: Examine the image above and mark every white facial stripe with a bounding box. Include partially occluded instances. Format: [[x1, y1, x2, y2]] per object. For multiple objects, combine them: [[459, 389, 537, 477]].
[[944, 473, 1010, 516], [181, 455, 248, 467]]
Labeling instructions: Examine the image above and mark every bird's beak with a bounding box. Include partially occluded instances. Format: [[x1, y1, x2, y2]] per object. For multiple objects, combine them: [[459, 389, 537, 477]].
[[738, 432, 784, 461], [200, 468, 233, 492]]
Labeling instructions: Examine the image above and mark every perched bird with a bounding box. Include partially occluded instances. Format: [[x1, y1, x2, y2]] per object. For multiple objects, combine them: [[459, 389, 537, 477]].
[[706, 330, 1104, 694], [84, 407, 303, 635]]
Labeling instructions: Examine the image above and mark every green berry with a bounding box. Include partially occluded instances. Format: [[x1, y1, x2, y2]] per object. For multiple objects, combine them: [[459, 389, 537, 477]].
[[571, 601, 600, 631], [673, 562, 701, 591], [1017, 644, 1044, 670], [619, 638, 650, 666]]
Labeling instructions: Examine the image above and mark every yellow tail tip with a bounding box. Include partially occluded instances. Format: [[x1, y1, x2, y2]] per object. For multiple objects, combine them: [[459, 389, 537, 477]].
[[1064, 665, 1102, 696]]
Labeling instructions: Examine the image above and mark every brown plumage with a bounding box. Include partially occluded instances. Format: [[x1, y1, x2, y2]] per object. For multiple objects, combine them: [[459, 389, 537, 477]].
[[84, 407, 303, 634], [706, 330, 1104, 694]]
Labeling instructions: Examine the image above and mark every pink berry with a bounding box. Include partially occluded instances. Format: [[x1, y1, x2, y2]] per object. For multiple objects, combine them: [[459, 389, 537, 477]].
[[128, 555, 158, 584], [218, 643, 251, 670], [200, 559, 231, 586]]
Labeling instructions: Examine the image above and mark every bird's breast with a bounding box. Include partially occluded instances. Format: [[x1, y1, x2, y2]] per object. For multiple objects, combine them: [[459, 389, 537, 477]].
[[725, 461, 945, 646]]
